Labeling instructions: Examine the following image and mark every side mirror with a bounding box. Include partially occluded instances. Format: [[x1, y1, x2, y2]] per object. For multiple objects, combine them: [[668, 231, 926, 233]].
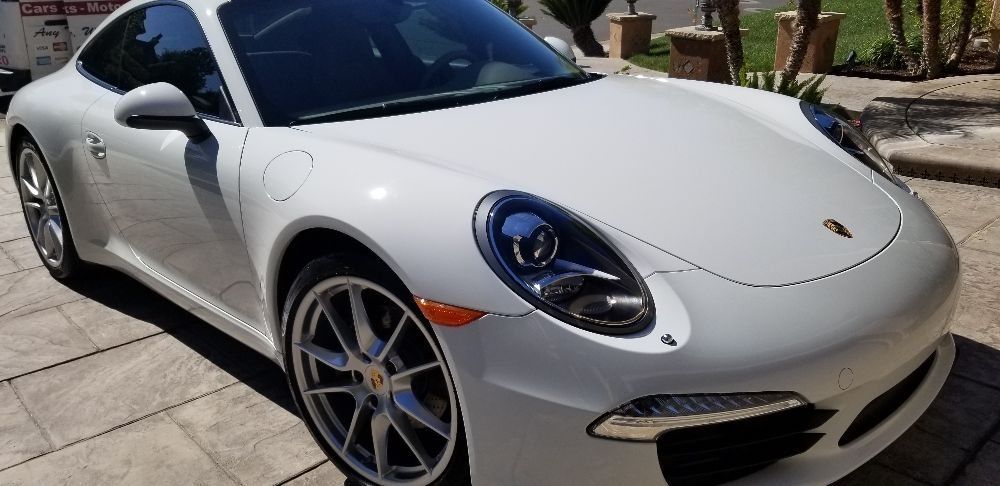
[[544, 36, 577, 63], [114, 83, 210, 142]]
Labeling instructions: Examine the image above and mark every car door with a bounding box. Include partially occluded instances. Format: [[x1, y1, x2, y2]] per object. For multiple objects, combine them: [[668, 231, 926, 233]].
[[78, 4, 264, 332]]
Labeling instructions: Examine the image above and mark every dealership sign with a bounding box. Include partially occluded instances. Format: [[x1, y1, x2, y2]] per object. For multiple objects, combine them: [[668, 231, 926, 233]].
[[0, 0, 72, 79], [64, 0, 123, 51]]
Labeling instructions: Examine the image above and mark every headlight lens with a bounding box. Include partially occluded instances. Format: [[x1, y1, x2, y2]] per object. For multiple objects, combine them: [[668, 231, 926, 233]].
[[802, 102, 901, 185], [474, 192, 653, 334]]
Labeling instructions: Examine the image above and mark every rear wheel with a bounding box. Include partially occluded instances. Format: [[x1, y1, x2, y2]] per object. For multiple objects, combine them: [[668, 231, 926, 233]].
[[15, 136, 82, 279], [283, 255, 468, 485]]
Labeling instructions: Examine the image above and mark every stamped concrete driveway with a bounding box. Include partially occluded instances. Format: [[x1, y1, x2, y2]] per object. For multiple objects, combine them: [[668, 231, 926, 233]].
[[1, 120, 1000, 484]]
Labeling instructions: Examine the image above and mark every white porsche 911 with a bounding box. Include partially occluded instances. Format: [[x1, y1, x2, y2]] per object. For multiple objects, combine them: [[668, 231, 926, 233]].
[[5, 0, 959, 484]]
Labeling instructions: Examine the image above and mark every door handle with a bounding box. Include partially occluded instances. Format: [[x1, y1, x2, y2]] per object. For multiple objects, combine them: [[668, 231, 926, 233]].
[[84, 132, 106, 160]]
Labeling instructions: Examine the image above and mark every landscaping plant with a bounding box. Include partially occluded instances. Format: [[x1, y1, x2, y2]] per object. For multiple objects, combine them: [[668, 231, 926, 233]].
[[740, 70, 828, 103], [538, 0, 613, 57], [717, 0, 745, 84], [883, 0, 921, 71], [780, 0, 823, 91], [922, 0, 944, 78]]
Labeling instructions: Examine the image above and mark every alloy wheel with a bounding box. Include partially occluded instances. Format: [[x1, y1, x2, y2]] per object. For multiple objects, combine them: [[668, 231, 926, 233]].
[[290, 277, 459, 485], [18, 146, 64, 268]]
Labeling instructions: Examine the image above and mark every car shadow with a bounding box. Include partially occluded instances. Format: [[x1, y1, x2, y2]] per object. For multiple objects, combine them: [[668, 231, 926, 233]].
[[61, 266, 297, 416], [62, 267, 1000, 485]]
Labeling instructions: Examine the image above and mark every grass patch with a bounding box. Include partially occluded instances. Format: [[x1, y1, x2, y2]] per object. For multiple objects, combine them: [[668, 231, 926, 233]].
[[629, 0, 922, 73]]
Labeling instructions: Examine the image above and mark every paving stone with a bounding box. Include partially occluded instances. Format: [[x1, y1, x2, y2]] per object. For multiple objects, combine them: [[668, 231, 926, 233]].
[[0, 381, 50, 470], [954, 440, 1000, 486], [12, 332, 240, 448], [952, 304, 1000, 351], [0, 268, 82, 320], [0, 177, 17, 196], [0, 249, 19, 277], [58, 298, 174, 350], [0, 413, 236, 485], [0, 212, 26, 243], [956, 248, 1000, 316], [167, 377, 326, 486], [951, 334, 1000, 388], [964, 216, 1000, 255], [0, 192, 20, 216], [284, 461, 348, 486], [909, 178, 1000, 242], [914, 374, 1000, 451], [873, 426, 968, 484], [833, 462, 925, 486], [0, 237, 40, 271], [0, 307, 96, 380]]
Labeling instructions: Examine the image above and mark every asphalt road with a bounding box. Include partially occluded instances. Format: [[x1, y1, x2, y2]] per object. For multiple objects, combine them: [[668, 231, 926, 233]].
[[520, 0, 790, 42]]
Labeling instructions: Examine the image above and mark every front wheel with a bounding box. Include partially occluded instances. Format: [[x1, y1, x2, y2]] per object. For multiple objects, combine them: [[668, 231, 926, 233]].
[[15, 136, 82, 279], [282, 255, 469, 485]]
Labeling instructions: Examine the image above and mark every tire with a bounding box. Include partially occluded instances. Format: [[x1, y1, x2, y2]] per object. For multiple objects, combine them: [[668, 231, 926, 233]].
[[282, 254, 470, 485], [13, 135, 83, 279]]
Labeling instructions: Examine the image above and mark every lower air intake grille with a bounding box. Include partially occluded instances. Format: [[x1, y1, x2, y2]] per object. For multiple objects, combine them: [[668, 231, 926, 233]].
[[839, 353, 935, 446], [656, 406, 835, 485]]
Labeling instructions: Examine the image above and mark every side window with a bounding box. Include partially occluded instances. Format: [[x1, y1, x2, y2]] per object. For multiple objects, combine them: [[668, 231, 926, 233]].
[[81, 5, 232, 121], [78, 16, 128, 88]]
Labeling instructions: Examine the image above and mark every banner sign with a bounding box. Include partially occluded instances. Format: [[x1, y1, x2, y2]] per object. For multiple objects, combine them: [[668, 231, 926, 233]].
[[64, 0, 123, 51]]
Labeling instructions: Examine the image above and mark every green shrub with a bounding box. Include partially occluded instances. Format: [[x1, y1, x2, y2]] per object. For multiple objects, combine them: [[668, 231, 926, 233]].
[[739, 71, 827, 104], [862, 33, 922, 69]]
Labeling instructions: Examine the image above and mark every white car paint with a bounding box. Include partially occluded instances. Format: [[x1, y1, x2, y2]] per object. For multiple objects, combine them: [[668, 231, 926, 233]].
[[4, 0, 959, 484]]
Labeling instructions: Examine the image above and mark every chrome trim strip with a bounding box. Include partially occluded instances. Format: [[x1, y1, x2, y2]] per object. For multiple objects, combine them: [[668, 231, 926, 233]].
[[591, 396, 808, 442]]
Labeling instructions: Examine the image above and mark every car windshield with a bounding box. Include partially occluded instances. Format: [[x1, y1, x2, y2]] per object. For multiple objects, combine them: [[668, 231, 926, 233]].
[[218, 0, 589, 126]]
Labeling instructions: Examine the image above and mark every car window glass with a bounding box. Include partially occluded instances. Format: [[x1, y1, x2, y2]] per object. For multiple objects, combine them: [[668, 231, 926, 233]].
[[78, 16, 128, 88], [118, 5, 231, 120], [218, 0, 584, 126]]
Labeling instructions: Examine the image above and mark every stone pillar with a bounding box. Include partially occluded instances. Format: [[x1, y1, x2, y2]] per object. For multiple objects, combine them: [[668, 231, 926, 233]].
[[664, 26, 747, 83], [607, 12, 657, 59], [773, 12, 846, 74]]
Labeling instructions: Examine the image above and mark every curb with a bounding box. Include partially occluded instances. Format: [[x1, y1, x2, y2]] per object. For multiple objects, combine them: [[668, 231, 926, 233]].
[[861, 74, 1000, 188]]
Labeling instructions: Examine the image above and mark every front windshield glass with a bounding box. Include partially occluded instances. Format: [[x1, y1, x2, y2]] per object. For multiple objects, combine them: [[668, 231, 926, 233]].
[[218, 0, 587, 126]]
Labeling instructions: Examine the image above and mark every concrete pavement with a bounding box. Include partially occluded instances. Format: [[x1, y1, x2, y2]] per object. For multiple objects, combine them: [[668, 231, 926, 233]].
[[1, 123, 1000, 484], [862, 74, 1000, 188]]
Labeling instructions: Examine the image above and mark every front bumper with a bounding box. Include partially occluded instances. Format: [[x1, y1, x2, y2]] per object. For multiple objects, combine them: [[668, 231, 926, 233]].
[[433, 186, 959, 485]]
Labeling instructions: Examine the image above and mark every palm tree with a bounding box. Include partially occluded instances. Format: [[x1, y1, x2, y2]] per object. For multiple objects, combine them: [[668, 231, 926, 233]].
[[539, 0, 613, 57], [922, 0, 943, 78], [944, 0, 977, 72], [884, 0, 920, 72], [779, 0, 822, 92], [716, 0, 744, 84]]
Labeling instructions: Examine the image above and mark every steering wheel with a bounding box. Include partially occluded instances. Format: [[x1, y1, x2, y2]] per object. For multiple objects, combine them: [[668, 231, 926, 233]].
[[420, 50, 478, 89]]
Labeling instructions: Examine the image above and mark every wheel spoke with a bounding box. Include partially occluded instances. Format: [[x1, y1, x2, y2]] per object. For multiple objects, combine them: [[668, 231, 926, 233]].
[[391, 361, 441, 383], [377, 315, 408, 362], [302, 382, 366, 400], [342, 399, 374, 454], [347, 280, 383, 360], [393, 389, 450, 439], [387, 405, 434, 473], [294, 339, 354, 371], [313, 289, 364, 364], [370, 412, 392, 479], [21, 176, 42, 199], [23, 201, 41, 214]]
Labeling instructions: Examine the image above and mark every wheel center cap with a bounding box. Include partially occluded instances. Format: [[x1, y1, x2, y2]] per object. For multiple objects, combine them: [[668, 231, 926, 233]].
[[365, 365, 388, 395]]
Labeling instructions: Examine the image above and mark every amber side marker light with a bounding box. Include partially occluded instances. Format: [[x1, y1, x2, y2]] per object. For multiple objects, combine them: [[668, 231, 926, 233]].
[[414, 297, 486, 326]]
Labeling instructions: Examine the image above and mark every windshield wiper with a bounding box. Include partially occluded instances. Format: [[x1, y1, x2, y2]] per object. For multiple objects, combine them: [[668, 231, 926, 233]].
[[289, 74, 593, 126]]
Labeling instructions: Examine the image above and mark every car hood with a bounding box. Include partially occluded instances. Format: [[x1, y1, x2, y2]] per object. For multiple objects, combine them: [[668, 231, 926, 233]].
[[295, 75, 901, 286]]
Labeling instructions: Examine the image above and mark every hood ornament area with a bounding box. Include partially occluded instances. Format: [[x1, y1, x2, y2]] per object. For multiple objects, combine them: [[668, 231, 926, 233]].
[[823, 219, 853, 239]]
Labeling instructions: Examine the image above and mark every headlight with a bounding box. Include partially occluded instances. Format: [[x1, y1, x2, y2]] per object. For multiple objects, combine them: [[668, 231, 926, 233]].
[[802, 102, 903, 186], [474, 192, 653, 334]]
